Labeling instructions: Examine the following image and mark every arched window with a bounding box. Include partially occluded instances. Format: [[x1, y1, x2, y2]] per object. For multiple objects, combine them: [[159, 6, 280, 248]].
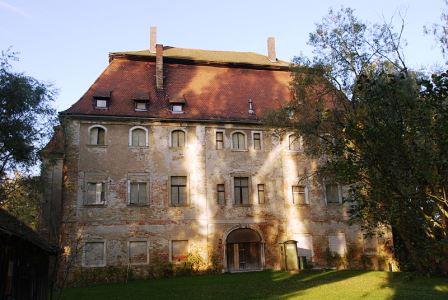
[[130, 127, 147, 147], [89, 126, 106, 145], [232, 132, 246, 150], [288, 134, 302, 151], [171, 130, 185, 148]]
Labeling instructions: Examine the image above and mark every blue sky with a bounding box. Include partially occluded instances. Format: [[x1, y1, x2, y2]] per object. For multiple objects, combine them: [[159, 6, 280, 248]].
[[0, 0, 446, 112]]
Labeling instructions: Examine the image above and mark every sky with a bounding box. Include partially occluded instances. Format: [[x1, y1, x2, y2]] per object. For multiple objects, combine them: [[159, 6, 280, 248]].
[[0, 0, 446, 112]]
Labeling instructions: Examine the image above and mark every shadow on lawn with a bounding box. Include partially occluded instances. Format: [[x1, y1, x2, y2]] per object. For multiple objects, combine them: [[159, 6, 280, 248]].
[[383, 272, 448, 300]]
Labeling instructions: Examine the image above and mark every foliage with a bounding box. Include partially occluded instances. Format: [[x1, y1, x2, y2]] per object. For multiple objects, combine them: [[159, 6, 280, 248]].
[[324, 248, 347, 269], [266, 7, 448, 274], [0, 172, 42, 228], [148, 255, 173, 279], [60, 270, 448, 300], [424, 0, 448, 62], [71, 266, 129, 287], [0, 48, 56, 181]]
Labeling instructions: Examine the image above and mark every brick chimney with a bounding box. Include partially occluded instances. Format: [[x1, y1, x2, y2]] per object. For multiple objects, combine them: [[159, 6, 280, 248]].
[[156, 44, 164, 90], [267, 37, 277, 62], [150, 26, 157, 53]]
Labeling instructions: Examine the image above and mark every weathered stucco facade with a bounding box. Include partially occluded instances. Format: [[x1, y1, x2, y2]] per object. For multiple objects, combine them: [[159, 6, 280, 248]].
[[41, 30, 394, 280]]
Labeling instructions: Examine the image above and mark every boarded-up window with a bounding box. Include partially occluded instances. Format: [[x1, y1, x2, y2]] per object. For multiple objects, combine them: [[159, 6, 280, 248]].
[[171, 130, 185, 148], [216, 131, 224, 150], [85, 182, 106, 205], [257, 184, 265, 204], [325, 184, 341, 204], [253, 132, 261, 150], [363, 236, 378, 255], [129, 241, 148, 264], [84, 242, 105, 267], [234, 177, 249, 205], [172, 240, 188, 262], [217, 184, 225, 205], [171, 176, 187, 206], [232, 132, 246, 150], [293, 234, 313, 260], [292, 185, 307, 204], [89, 127, 105, 145], [129, 182, 148, 205], [131, 128, 146, 147], [288, 135, 301, 151], [329, 233, 347, 256]]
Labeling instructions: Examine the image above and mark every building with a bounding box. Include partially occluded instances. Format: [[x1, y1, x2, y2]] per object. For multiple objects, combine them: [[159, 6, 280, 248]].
[[41, 28, 393, 278], [0, 208, 57, 299]]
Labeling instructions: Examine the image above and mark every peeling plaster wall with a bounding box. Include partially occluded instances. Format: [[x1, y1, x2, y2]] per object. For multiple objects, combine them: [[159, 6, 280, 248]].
[[57, 118, 394, 277]]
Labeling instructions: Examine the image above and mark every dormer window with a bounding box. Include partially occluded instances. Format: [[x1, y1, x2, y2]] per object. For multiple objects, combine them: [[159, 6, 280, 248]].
[[171, 104, 183, 113], [93, 90, 111, 109], [168, 95, 186, 114], [134, 100, 148, 111], [132, 92, 149, 112]]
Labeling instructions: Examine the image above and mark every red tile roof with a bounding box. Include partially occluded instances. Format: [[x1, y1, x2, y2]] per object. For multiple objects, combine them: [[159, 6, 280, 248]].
[[62, 48, 292, 122]]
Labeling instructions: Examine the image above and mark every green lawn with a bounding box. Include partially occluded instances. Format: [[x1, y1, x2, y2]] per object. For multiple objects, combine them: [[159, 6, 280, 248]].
[[60, 270, 448, 300]]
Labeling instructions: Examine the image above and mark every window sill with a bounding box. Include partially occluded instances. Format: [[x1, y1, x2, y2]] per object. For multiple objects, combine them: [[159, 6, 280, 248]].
[[86, 144, 108, 148], [170, 204, 190, 208], [128, 146, 149, 149], [326, 202, 342, 206], [83, 204, 106, 207], [128, 203, 149, 207], [233, 204, 252, 207], [231, 149, 248, 152], [171, 111, 184, 114], [293, 203, 310, 206]]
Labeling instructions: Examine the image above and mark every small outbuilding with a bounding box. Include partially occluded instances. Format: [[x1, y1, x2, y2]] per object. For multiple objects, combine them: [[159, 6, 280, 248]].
[[0, 208, 58, 300]]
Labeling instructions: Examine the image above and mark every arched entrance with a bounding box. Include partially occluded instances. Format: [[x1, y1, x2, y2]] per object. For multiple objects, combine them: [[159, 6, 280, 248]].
[[226, 228, 263, 272]]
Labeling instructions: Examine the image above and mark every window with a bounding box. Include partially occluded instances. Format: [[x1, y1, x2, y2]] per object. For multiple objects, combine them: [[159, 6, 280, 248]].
[[217, 184, 225, 205], [172, 240, 188, 262], [95, 99, 108, 108], [257, 184, 265, 204], [83, 241, 105, 267], [171, 176, 187, 206], [325, 183, 341, 204], [289, 135, 302, 151], [171, 104, 183, 113], [234, 177, 249, 205], [293, 234, 313, 260], [129, 241, 148, 264], [134, 100, 148, 111], [85, 182, 106, 205], [130, 128, 147, 147], [232, 132, 246, 150], [89, 126, 106, 145], [292, 185, 308, 204], [253, 132, 262, 150], [328, 233, 347, 256], [216, 131, 224, 150], [129, 182, 148, 205], [171, 130, 185, 148]]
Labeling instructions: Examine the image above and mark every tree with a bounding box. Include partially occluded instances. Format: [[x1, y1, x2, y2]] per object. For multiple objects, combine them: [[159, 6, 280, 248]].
[[266, 7, 448, 274], [424, 0, 448, 62], [0, 49, 56, 180], [0, 49, 57, 226]]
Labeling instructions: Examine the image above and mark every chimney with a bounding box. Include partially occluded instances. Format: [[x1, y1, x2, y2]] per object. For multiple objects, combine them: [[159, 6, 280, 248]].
[[150, 26, 157, 53], [267, 37, 277, 62], [156, 44, 164, 90]]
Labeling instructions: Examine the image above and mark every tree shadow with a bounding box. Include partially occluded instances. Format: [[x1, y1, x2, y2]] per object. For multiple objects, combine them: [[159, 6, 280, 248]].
[[383, 272, 448, 300]]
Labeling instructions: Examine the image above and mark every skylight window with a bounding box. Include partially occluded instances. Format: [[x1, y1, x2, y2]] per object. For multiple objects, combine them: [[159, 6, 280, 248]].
[[171, 104, 183, 113], [135, 100, 148, 111], [96, 99, 108, 108]]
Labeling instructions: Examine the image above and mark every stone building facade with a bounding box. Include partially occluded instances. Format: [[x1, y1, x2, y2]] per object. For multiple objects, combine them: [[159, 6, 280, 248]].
[[41, 28, 393, 277]]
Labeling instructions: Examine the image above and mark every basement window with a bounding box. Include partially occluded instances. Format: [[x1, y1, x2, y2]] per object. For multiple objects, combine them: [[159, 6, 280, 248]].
[[83, 241, 106, 267]]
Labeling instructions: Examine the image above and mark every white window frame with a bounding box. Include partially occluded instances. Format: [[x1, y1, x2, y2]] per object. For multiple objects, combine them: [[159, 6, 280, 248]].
[[324, 183, 343, 205], [288, 134, 303, 152], [292, 185, 309, 205], [215, 129, 225, 150], [170, 240, 189, 263], [87, 125, 107, 146], [134, 100, 148, 111], [95, 99, 108, 109], [171, 104, 184, 114], [230, 130, 248, 151], [129, 126, 149, 147], [128, 239, 149, 265], [251, 131, 263, 151], [82, 240, 106, 267], [169, 128, 187, 148], [328, 233, 347, 256]]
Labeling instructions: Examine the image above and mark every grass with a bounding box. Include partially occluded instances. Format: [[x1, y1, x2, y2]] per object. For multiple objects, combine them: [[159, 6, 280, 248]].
[[59, 270, 448, 300]]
